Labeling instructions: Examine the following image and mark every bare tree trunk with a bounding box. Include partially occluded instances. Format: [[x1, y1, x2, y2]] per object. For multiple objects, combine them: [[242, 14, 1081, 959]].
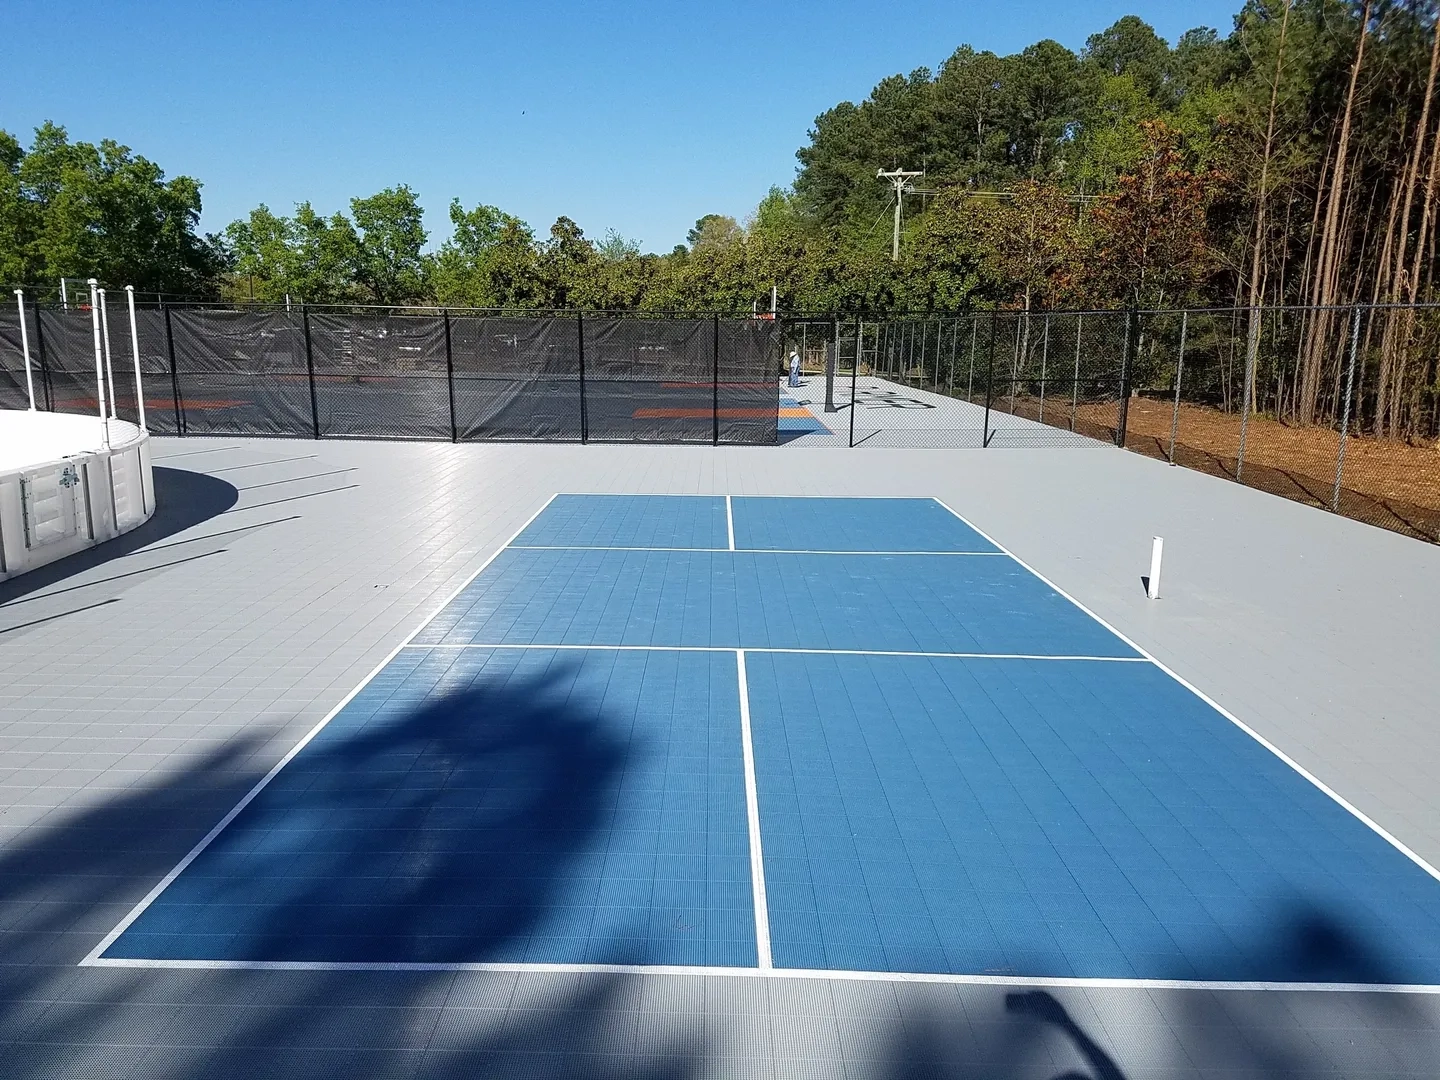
[[1300, 0, 1372, 425], [1377, 18, 1440, 435], [1245, 0, 1292, 415]]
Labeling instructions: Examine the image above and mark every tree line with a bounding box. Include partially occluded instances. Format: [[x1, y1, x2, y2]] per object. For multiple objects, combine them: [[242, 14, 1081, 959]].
[[2, 2, 1439, 434]]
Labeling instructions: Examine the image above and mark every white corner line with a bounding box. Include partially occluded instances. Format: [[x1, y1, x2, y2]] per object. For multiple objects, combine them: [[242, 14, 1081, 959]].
[[928, 496, 1440, 888], [735, 649, 772, 969], [400, 643, 1146, 663], [74, 956, 1440, 994], [78, 492, 564, 968], [726, 495, 736, 551]]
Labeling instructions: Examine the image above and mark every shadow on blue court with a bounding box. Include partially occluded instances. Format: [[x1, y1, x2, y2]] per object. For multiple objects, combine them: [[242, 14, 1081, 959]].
[[99, 493, 1440, 987], [104, 648, 755, 967]]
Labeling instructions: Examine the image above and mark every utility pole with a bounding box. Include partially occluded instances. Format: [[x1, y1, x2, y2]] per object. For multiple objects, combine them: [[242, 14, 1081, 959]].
[[877, 168, 923, 261]]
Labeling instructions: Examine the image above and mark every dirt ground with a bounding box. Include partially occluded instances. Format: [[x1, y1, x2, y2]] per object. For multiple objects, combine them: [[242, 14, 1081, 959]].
[[1103, 397, 1440, 510]]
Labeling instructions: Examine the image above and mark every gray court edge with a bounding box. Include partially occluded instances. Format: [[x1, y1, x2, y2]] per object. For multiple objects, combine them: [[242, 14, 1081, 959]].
[[73, 487, 1440, 994]]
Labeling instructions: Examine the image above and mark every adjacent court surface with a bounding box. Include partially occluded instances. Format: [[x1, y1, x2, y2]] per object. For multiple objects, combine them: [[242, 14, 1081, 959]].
[[89, 494, 1440, 987]]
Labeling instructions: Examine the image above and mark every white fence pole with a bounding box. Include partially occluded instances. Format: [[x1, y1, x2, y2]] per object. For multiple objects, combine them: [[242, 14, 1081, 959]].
[[125, 286, 147, 431], [1147, 536, 1164, 600], [14, 289, 36, 410], [88, 279, 110, 449], [99, 288, 117, 419]]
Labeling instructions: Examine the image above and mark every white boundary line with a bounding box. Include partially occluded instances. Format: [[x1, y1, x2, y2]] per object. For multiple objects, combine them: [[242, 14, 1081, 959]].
[[735, 650, 772, 968], [79, 493, 563, 968], [929, 496, 1440, 889], [401, 643, 1145, 663], [84, 492, 1440, 993], [507, 546, 1005, 556], [725, 495, 736, 551], [75, 956, 1440, 994]]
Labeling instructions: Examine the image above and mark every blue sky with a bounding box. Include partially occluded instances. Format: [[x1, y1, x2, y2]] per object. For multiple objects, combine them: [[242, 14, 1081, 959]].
[[1, 0, 1239, 253]]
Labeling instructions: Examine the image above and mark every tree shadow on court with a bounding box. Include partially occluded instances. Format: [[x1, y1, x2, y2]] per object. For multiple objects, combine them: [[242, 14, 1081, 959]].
[[1, 663, 1438, 1077], [0, 466, 239, 607], [105, 665, 638, 965], [0, 662, 723, 1077]]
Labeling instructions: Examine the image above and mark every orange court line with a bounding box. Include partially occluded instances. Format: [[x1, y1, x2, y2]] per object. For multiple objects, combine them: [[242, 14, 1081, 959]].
[[633, 407, 784, 419]]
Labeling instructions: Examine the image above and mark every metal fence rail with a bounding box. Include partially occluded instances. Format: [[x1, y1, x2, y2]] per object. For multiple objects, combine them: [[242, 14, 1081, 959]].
[[0, 306, 780, 447], [2, 301, 1435, 544]]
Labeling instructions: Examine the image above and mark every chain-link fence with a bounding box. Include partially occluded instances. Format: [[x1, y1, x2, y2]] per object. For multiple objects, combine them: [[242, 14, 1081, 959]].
[[2, 301, 1436, 542], [0, 304, 780, 447], [795, 306, 1437, 543]]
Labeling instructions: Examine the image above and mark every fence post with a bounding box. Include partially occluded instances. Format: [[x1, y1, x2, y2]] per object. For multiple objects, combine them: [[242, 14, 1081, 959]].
[[33, 304, 53, 411], [1331, 305, 1362, 512], [967, 319, 977, 401], [443, 309, 457, 443], [1168, 310, 1187, 464], [948, 320, 958, 395], [1237, 305, 1260, 480], [162, 302, 183, 434], [577, 311, 588, 444], [1117, 307, 1136, 448], [1070, 313, 1082, 431], [712, 314, 720, 446], [983, 310, 997, 448], [848, 320, 860, 447], [1038, 313, 1050, 424], [302, 305, 321, 439]]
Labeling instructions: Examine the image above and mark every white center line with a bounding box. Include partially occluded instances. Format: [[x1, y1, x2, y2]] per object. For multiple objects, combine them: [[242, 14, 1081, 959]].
[[726, 495, 736, 551], [735, 649, 772, 969]]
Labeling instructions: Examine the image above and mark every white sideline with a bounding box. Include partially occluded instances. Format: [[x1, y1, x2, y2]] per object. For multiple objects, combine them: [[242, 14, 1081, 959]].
[[929, 496, 1440, 888], [78, 956, 1440, 994], [79, 493, 563, 967]]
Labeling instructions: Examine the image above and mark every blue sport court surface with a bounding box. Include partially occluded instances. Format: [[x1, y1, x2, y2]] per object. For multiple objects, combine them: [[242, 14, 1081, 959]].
[[92, 495, 1440, 985]]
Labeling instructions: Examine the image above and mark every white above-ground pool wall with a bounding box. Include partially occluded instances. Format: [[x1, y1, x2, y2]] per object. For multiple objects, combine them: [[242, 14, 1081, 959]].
[[0, 432, 156, 581]]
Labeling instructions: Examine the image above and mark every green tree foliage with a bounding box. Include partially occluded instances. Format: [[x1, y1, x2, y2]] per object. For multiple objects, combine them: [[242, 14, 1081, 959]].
[[11, 0, 1439, 348], [0, 122, 222, 294]]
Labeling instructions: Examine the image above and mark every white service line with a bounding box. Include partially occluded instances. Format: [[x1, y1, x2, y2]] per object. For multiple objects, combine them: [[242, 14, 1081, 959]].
[[77, 956, 1440, 994], [928, 496, 1440, 888], [735, 649, 772, 969], [725, 495, 736, 551], [505, 546, 1006, 555], [401, 643, 1146, 662], [79, 492, 563, 968]]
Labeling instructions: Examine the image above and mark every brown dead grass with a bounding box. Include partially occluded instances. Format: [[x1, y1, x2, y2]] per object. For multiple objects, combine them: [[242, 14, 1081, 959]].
[[1098, 397, 1440, 512]]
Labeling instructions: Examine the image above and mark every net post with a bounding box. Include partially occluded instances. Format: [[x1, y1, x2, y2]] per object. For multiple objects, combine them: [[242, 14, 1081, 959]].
[[577, 311, 588, 444], [1146, 536, 1164, 600], [710, 314, 720, 446], [163, 301, 183, 434], [303, 304, 321, 439], [1331, 305, 1362, 512], [443, 309, 457, 443]]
